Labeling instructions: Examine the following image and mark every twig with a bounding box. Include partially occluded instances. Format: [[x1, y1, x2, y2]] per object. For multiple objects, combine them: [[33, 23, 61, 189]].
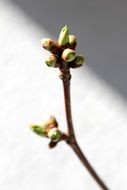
[[60, 67, 109, 190], [31, 25, 111, 190]]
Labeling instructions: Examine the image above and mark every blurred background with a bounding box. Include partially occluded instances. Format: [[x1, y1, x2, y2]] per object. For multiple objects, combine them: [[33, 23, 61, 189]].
[[0, 0, 127, 189]]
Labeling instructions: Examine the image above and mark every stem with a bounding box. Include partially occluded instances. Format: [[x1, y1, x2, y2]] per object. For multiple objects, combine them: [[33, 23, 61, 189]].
[[60, 68, 109, 190], [61, 70, 75, 139]]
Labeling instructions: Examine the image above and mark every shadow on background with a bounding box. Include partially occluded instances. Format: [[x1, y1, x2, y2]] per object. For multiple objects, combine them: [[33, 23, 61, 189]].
[[11, 0, 127, 98]]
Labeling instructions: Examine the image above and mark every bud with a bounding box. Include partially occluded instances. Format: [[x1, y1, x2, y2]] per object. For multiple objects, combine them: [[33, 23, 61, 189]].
[[30, 125, 46, 137], [41, 116, 58, 134], [48, 141, 58, 149], [41, 38, 54, 50], [47, 128, 61, 142], [41, 38, 60, 54], [47, 116, 58, 126], [45, 55, 57, 67], [58, 25, 69, 46], [75, 55, 86, 65], [62, 48, 76, 62], [69, 35, 77, 47]]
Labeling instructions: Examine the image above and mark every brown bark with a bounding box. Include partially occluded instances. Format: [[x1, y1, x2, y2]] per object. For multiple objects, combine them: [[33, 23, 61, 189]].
[[59, 68, 109, 190]]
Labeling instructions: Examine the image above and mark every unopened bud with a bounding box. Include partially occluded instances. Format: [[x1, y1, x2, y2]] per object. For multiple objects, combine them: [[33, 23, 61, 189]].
[[69, 35, 77, 47], [45, 55, 57, 67], [41, 38, 54, 50], [41, 38, 60, 54], [42, 116, 58, 134], [58, 25, 69, 46], [30, 125, 46, 137], [47, 128, 61, 142], [62, 48, 76, 62], [75, 55, 86, 65], [48, 141, 57, 149], [47, 116, 58, 126]]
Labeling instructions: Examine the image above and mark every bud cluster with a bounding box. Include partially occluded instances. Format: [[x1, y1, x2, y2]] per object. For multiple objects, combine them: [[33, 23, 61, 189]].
[[41, 25, 86, 68], [30, 116, 61, 142]]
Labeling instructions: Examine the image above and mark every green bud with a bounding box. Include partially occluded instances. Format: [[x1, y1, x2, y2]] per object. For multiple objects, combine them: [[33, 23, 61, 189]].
[[45, 55, 57, 67], [58, 25, 69, 46], [75, 55, 86, 65], [30, 125, 46, 137], [69, 35, 77, 46], [47, 128, 61, 142], [62, 48, 76, 62]]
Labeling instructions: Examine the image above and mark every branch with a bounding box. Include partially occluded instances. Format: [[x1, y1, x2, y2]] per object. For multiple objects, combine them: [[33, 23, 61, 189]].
[[30, 25, 111, 190], [60, 68, 109, 190]]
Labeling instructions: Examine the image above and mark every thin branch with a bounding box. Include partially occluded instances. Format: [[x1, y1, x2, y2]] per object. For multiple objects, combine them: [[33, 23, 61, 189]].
[[40, 25, 110, 190], [60, 68, 109, 190], [59, 68, 75, 140], [70, 141, 109, 190]]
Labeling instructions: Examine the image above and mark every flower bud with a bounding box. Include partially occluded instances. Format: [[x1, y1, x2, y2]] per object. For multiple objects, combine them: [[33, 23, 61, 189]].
[[75, 55, 86, 65], [62, 48, 76, 62], [45, 55, 57, 67], [47, 116, 58, 126], [41, 38, 60, 54], [41, 38, 54, 50], [47, 128, 61, 142], [30, 125, 46, 137], [69, 35, 77, 47], [58, 25, 69, 46]]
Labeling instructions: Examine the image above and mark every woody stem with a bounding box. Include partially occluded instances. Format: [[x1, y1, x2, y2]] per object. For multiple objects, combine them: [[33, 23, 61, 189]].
[[59, 67, 109, 190]]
